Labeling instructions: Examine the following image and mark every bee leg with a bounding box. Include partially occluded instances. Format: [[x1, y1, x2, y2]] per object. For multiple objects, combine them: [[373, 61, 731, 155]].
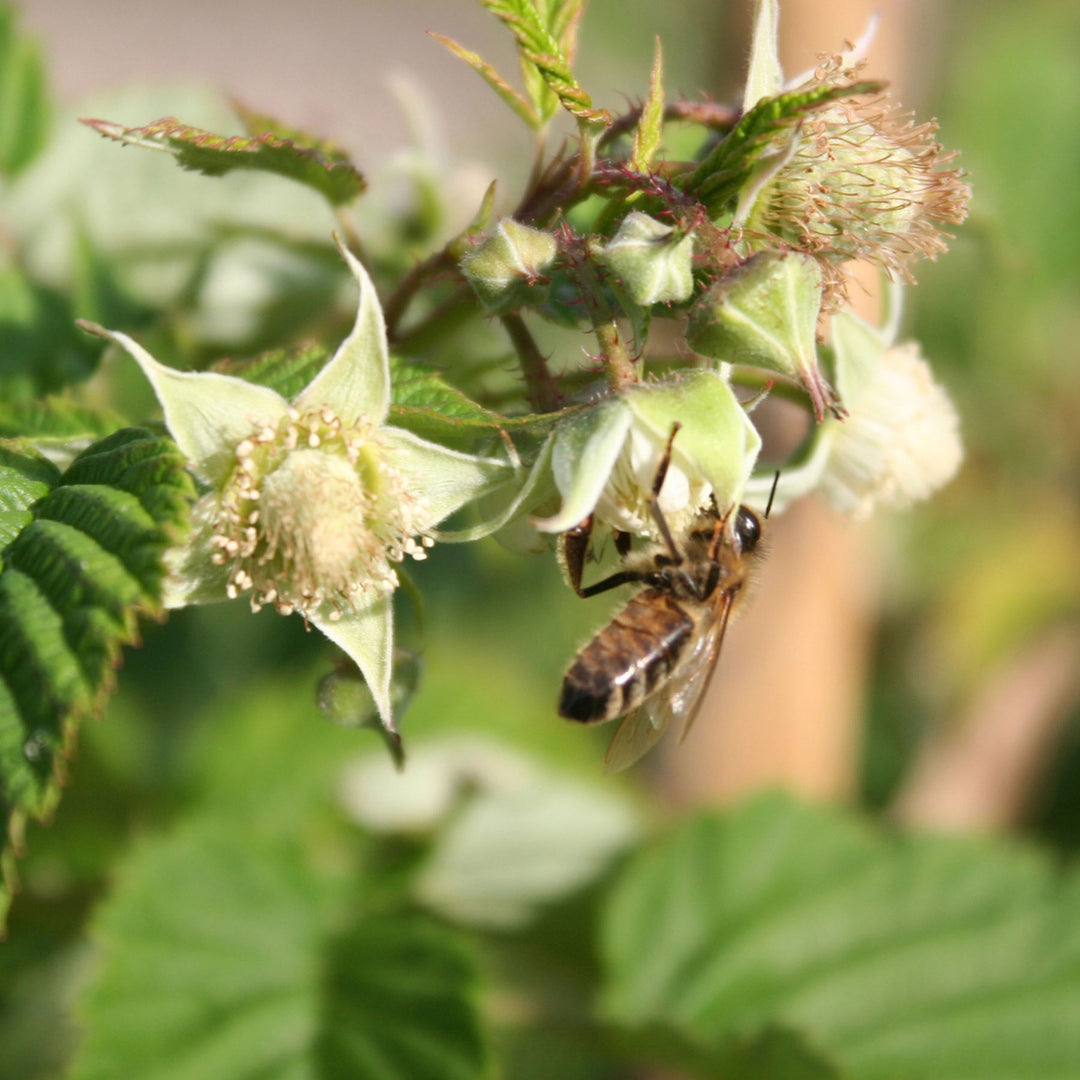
[[614, 530, 632, 558], [647, 422, 684, 565], [561, 515, 594, 597]]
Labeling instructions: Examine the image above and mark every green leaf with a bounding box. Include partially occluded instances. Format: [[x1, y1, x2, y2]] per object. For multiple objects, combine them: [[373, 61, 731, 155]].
[[601, 793, 1080, 1080], [630, 38, 665, 173], [0, 262, 103, 401], [213, 343, 332, 401], [69, 818, 490, 1080], [0, 396, 126, 445], [478, 0, 609, 129], [429, 32, 540, 130], [0, 4, 50, 178], [79, 114, 366, 207], [318, 914, 489, 1079], [0, 428, 194, 931], [388, 356, 512, 451]]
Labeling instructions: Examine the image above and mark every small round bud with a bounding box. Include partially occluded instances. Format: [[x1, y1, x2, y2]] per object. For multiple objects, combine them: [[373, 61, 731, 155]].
[[599, 212, 695, 306], [688, 250, 841, 420], [460, 218, 559, 314]]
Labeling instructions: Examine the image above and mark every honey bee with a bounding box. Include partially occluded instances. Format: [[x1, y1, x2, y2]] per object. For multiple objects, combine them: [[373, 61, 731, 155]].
[[557, 424, 771, 772]]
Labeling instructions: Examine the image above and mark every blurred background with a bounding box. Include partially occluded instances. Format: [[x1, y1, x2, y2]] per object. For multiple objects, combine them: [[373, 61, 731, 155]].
[[11, 0, 1080, 854], [2, 0, 1079, 1073]]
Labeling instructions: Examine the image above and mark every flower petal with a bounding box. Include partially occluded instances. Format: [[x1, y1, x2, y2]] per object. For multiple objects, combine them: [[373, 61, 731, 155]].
[[78, 321, 289, 486], [531, 399, 633, 534], [627, 370, 762, 511], [294, 236, 390, 424], [742, 0, 784, 112], [311, 593, 396, 731], [380, 427, 514, 527]]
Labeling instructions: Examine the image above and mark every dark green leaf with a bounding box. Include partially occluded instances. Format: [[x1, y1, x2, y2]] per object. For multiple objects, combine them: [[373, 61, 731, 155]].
[[0, 397, 126, 444], [213, 342, 332, 401], [318, 915, 489, 1079], [0, 429, 194, 931], [69, 819, 490, 1080], [0, 263, 103, 400], [0, 5, 50, 178], [80, 114, 366, 207], [602, 793, 1080, 1080]]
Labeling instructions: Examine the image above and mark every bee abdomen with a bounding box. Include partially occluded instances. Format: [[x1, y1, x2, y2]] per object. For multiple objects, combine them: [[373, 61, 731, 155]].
[[559, 591, 694, 724]]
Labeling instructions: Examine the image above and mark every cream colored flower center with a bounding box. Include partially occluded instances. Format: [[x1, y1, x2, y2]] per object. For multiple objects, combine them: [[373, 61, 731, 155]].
[[210, 406, 432, 617]]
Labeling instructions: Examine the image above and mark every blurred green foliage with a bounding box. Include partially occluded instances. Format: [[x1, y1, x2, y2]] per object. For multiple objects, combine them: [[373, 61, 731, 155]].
[[1, 1, 1079, 1077]]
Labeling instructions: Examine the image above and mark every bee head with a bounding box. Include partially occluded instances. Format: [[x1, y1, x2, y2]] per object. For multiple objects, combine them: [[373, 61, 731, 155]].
[[732, 505, 762, 553]]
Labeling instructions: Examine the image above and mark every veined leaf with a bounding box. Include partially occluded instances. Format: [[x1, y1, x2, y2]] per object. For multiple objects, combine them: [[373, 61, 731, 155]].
[[79, 114, 366, 207], [0, 4, 50, 178], [0, 397, 126, 445], [0, 429, 194, 930], [429, 32, 540, 130], [70, 818, 490, 1080], [630, 39, 665, 173], [213, 342, 332, 402], [478, 0, 609, 129], [602, 793, 1080, 1080]]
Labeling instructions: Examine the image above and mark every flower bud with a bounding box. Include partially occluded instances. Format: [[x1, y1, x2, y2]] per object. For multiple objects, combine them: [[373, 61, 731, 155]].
[[460, 218, 558, 314], [687, 250, 840, 420], [599, 211, 695, 306], [753, 94, 970, 277]]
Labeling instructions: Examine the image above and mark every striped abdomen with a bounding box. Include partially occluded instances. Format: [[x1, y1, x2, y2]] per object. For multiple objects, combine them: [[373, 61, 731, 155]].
[[558, 589, 694, 723]]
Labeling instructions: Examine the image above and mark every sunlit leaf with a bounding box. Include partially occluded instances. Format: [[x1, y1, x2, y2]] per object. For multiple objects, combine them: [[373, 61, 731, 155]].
[[0, 429, 193, 930], [70, 818, 490, 1080], [602, 793, 1080, 1079], [80, 114, 366, 207]]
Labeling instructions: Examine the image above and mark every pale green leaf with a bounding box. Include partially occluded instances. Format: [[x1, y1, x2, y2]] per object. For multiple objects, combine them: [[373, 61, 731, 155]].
[[380, 427, 513, 527], [70, 818, 488, 1080], [626, 370, 761, 511], [602, 793, 1080, 1080]]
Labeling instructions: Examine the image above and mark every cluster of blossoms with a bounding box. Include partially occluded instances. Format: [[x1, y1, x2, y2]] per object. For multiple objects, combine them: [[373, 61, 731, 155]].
[[83, 0, 969, 739]]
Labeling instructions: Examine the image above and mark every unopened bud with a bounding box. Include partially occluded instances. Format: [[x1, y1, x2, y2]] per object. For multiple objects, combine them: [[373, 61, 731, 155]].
[[688, 250, 841, 420], [460, 218, 558, 314], [600, 212, 695, 306]]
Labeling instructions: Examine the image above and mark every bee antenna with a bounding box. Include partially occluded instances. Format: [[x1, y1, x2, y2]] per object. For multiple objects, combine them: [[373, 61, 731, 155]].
[[764, 471, 781, 520]]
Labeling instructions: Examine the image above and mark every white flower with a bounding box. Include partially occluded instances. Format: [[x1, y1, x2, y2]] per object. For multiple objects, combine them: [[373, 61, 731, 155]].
[[747, 297, 962, 519], [531, 370, 762, 539], [819, 325, 963, 519], [79, 238, 511, 730]]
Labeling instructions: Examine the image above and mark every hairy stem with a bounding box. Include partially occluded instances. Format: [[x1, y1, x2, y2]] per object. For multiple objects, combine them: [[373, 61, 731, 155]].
[[501, 312, 562, 412]]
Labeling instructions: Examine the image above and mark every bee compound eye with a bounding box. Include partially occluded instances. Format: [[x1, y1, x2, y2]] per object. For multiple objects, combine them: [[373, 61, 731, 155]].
[[734, 506, 761, 550]]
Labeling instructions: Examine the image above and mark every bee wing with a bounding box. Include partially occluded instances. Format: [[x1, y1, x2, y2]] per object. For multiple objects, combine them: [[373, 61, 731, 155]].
[[603, 703, 671, 774], [675, 588, 737, 745], [603, 589, 737, 774]]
